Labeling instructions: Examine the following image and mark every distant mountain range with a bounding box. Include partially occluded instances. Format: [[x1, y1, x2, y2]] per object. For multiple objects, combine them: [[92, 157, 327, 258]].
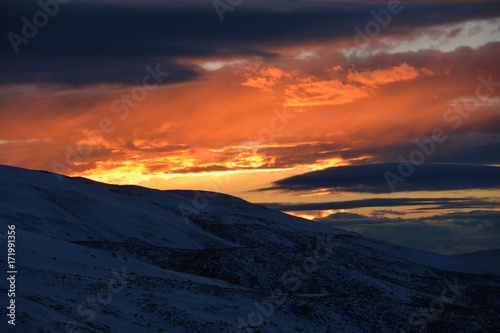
[[0, 165, 498, 332], [453, 249, 500, 268]]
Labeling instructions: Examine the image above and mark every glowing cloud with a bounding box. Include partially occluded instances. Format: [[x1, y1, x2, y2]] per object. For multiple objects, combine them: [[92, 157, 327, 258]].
[[346, 63, 421, 87]]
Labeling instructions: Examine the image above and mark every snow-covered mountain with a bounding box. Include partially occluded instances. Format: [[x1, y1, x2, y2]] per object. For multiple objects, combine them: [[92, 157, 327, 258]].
[[0, 165, 498, 333]]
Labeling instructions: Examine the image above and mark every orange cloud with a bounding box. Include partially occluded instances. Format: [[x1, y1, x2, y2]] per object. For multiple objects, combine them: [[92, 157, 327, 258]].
[[241, 66, 290, 93], [346, 63, 421, 86], [283, 63, 427, 107], [1, 42, 499, 204]]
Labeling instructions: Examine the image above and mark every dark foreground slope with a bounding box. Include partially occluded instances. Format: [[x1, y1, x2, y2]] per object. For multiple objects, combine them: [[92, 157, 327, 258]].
[[0, 165, 498, 333]]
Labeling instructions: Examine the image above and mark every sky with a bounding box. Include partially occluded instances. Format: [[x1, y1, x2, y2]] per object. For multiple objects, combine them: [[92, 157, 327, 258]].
[[1, 0, 499, 254]]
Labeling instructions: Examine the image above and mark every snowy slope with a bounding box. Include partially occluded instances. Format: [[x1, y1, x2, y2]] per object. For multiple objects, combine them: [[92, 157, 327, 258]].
[[0, 165, 498, 333]]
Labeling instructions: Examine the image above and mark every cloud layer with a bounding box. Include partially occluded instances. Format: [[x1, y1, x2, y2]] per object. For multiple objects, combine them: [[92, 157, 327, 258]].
[[316, 210, 500, 255], [263, 197, 499, 211], [1, 0, 499, 204], [266, 163, 500, 193], [2, 0, 500, 85]]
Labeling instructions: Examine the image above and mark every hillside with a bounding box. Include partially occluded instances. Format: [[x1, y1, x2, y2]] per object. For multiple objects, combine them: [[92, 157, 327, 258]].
[[0, 165, 498, 332]]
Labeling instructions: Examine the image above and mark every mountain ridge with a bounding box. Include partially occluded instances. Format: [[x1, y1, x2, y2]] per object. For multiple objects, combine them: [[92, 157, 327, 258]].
[[453, 249, 500, 268], [0, 164, 498, 332]]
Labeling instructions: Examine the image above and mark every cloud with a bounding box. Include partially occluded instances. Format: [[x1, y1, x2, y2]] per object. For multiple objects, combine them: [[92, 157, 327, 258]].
[[262, 197, 499, 211], [283, 63, 425, 106], [284, 77, 373, 107], [346, 63, 421, 86], [241, 66, 291, 93], [1, 0, 500, 85], [315, 210, 500, 255], [1, 2, 499, 189], [0, 57, 199, 87], [265, 163, 500, 193]]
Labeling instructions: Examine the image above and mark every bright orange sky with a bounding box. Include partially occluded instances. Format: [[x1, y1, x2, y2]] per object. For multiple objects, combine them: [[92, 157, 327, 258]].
[[1, 1, 499, 222]]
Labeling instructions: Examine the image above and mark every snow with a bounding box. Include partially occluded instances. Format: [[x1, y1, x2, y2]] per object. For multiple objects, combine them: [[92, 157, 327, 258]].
[[0, 164, 498, 333]]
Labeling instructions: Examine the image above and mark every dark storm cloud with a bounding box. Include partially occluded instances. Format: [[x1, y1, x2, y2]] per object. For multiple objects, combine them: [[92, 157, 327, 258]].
[[0, 56, 199, 86], [1, 0, 500, 85], [262, 197, 499, 211], [264, 163, 500, 193]]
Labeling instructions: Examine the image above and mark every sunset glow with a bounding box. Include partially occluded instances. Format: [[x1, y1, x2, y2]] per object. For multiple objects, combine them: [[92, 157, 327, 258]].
[[1, 0, 500, 253]]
